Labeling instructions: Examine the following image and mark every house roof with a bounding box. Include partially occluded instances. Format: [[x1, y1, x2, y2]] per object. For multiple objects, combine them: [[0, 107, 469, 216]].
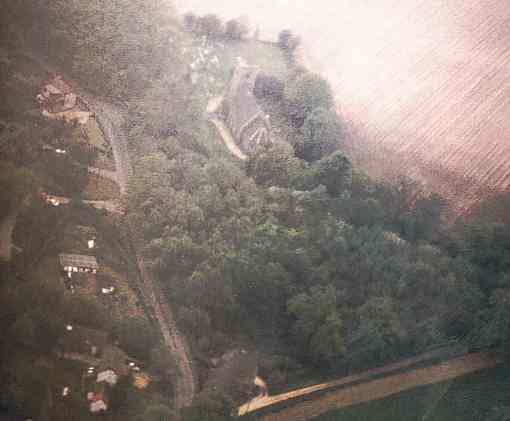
[[223, 64, 275, 154], [97, 370, 118, 385], [90, 399, 108, 413], [59, 253, 99, 269], [225, 65, 262, 139], [44, 75, 73, 95]]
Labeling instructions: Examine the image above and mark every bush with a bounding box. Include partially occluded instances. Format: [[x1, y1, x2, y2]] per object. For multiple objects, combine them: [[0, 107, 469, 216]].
[[253, 74, 285, 101], [112, 317, 159, 361], [139, 404, 177, 421], [297, 107, 342, 162], [182, 390, 234, 421], [195, 14, 223, 37], [313, 150, 352, 196], [285, 72, 334, 127], [246, 143, 306, 188], [183, 12, 197, 32], [224, 19, 248, 40], [278, 29, 300, 54]]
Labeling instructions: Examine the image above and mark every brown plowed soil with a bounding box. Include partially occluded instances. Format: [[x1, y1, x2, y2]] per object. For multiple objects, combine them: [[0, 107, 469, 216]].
[[240, 348, 463, 415], [330, 0, 510, 212], [258, 352, 499, 421]]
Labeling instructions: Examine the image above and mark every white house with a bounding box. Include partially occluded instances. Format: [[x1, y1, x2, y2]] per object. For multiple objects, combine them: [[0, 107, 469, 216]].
[[96, 369, 118, 386]]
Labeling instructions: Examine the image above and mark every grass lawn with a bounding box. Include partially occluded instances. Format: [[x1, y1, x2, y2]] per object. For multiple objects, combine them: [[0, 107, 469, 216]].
[[189, 36, 287, 100], [314, 365, 510, 421]]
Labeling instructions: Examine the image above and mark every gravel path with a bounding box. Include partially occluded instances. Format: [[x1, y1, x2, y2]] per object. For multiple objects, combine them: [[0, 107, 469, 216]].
[[0, 206, 18, 261], [86, 97, 196, 409]]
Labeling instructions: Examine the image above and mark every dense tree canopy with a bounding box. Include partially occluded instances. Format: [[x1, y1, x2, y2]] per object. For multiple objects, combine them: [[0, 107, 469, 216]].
[[126, 117, 492, 372], [3, 0, 185, 98], [285, 73, 334, 126], [112, 317, 160, 361]]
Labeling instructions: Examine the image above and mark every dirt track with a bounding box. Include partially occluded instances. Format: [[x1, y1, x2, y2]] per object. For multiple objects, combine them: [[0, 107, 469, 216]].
[[257, 352, 499, 421], [0, 207, 18, 261], [239, 347, 464, 415], [89, 98, 196, 409]]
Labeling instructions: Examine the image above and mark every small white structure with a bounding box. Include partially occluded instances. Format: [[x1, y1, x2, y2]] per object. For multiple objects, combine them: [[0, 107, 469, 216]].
[[101, 286, 115, 294], [88, 239, 95, 249], [62, 386, 70, 397], [66, 324, 73, 331], [90, 399, 107, 413], [49, 197, 60, 206], [97, 369, 118, 386], [63, 92, 77, 110]]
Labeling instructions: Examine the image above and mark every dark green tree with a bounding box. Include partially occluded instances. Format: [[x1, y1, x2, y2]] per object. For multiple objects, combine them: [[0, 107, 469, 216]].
[[278, 29, 300, 55], [313, 150, 352, 195], [285, 73, 334, 126], [112, 317, 159, 361], [183, 390, 234, 421], [224, 19, 248, 40], [196, 14, 223, 37], [287, 285, 345, 364], [246, 143, 307, 188], [298, 107, 343, 161]]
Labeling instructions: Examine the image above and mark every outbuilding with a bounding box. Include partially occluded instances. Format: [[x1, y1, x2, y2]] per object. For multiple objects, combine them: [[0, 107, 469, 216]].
[[59, 253, 99, 274]]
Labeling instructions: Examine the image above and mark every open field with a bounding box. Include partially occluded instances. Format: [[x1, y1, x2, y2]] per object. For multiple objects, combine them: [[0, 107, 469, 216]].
[[252, 353, 500, 421], [315, 364, 510, 421], [327, 0, 510, 213]]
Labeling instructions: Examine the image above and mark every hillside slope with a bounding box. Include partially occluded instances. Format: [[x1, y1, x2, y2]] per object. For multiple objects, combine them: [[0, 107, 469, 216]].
[[325, 0, 510, 212]]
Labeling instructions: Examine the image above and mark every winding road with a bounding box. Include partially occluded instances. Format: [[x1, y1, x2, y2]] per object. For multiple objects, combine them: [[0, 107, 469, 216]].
[[82, 93, 196, 409], [0, 206, 19, 262]]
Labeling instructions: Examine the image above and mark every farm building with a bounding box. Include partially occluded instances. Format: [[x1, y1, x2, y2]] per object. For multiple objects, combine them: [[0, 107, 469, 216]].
[[221, 61, 274, 154], [59, 253, 99, 274]]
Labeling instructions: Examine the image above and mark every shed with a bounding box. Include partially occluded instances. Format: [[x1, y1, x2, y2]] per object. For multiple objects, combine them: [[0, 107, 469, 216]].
[[97, 369, 118, 386], [89, 392, 108, 413], [59, 253, 99, 273]]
